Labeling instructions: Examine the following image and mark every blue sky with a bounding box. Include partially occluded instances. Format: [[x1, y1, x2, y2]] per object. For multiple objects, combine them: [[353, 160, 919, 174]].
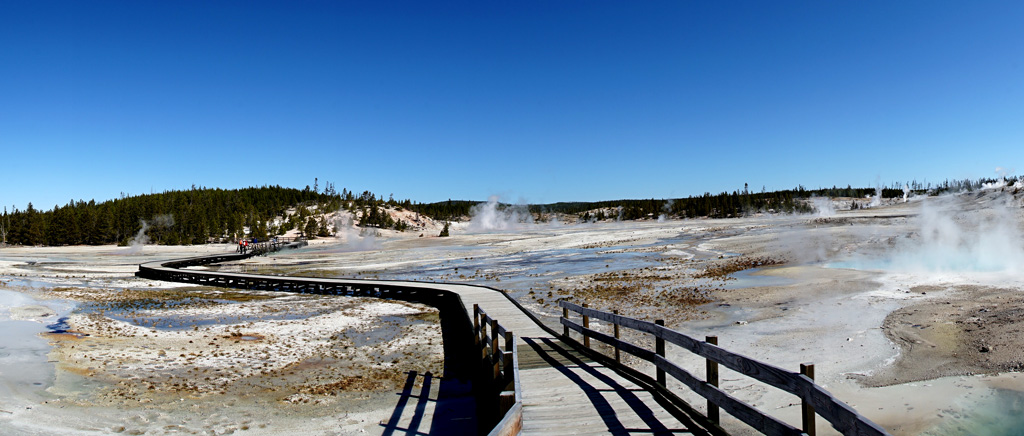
[[2, 1, 1023, 211]]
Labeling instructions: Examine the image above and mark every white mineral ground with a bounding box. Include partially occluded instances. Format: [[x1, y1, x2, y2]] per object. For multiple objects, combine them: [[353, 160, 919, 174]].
[[3, 190, 1024, 435]]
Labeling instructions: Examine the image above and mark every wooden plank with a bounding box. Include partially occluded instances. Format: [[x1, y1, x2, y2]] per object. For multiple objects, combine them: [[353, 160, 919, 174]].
[[487, 402, 522, 436]]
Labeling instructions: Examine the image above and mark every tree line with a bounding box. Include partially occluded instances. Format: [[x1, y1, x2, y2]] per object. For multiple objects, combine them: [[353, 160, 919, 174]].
[[0, 182, 465, 246], [3, 176, 1016, 246], [537, 186, 814, 220], [1, 185, 341, 246]]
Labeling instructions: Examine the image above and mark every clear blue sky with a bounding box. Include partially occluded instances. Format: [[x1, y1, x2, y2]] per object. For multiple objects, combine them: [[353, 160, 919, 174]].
[[2, 1, 1023, 211]]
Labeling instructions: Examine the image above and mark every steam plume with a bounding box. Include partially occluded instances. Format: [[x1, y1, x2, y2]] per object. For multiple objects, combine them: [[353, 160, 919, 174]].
[[120, 214, 174, 254], [658, 200, 674, 222], [332, 215, 380, 251], [468, 196, 534, 232], [811, 197, 836, 217]]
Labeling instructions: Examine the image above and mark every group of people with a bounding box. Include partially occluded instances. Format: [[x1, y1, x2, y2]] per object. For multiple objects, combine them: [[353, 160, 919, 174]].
[[237, 238, 256, 253], [236, 236, 283, 253], [238, 237, 278, 253]]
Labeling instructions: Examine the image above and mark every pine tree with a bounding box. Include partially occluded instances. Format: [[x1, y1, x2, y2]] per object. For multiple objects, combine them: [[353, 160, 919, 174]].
[[0, 206, 8, 245], [439, 222, 450, 237], [317, 216, 330, 237], [304, 217, 319, 239]]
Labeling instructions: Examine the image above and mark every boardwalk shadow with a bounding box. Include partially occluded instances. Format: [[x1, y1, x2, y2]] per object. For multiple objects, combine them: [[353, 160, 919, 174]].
[[379, 370, 476, 436], [522, 336, 709, 436], [381, 294, 477, 435]]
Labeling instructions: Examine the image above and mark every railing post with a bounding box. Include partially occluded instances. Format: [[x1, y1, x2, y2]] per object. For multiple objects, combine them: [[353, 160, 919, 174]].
[[503, 331, 514, 386], [498, 391, 515, 418], [613, 309, 621, 363], [480, 316, 489, 360], [655, 319, 666, 386], [582, 302, 591, 348], [491, 319, 501, 381], [706, 336, 720, 424], [562, 304, 569, 338], [473, 304, 480, 346], [801, 362, 816, 436]]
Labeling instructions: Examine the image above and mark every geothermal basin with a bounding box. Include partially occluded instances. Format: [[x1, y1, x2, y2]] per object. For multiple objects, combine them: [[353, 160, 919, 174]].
[[4, 191, 1024, 434]]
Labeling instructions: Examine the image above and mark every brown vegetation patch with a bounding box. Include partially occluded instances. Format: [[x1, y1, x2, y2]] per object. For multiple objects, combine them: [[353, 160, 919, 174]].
[[810, 217, 851, 225], [545, 266, 716, 322], [299, 375, 388, 395], [225, 332, 265, 342], [694, 256, 786, 279], [43, 331, 90, 340]]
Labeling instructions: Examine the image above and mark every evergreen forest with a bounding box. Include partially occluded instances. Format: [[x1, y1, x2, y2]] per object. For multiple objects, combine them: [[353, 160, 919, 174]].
[[0, 176, 1011, 247]]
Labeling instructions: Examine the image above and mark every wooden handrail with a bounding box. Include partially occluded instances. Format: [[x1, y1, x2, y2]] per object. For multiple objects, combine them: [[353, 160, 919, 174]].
[[559, 300, 890, 436], [474, 305, 523, 436]]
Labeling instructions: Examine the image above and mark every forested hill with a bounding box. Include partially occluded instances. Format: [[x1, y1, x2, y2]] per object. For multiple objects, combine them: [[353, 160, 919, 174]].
[[530, 177, 1009, 220], [1, 186, 341, 246], [533, 186, 865, 220], [0, 184, 477, 246], [0, 177, 1004, 246]]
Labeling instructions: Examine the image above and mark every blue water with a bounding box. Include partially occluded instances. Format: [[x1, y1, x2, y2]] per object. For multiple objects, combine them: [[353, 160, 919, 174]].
[[104, 309, 323, 330], [344, 246, 660, 293], [79, 298, 328, 331], [719, 268, 795, 290], [924, 388, 1024, 436]]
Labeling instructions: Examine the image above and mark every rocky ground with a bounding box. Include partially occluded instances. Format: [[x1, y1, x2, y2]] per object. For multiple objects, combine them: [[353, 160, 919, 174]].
[[866, 285, 1024, 386], [0, 252, 444, 435]]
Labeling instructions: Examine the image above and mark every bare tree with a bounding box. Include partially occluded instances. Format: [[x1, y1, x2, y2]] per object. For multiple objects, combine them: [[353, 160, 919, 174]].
[[0, 206, 9, 245]]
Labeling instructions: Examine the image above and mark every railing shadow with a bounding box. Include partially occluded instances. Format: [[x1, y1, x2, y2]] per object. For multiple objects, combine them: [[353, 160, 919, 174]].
[[381, 371, 429, 436], [380, 294, 478, 436], [380, 370, 476, 436], [522, 336, 704, 435]]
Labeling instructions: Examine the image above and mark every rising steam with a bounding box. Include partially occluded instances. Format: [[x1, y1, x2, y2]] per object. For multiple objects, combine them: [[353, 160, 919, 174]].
[[837, 192, 1024, 274], [120, 214, 174, 254], [867, 185, 883, 208], [811, 197, 836, 217], [468, 196, 534, 232], [331, 215, 380, 252], [894, 194, 1024, 273], [658, 200, 674, 222]]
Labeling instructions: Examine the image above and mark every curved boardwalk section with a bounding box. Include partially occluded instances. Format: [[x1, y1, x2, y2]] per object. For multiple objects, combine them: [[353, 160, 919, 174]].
[[137, 251, 711, 435]]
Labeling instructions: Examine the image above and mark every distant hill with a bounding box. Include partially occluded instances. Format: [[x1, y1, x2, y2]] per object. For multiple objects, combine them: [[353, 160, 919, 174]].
[[1, 186, 340, 246], [0, 176, 1010, 246]]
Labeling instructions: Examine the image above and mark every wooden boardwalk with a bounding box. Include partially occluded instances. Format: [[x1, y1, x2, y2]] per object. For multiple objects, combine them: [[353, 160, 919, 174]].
[[236, 278, 710, 434], [137, 255, 715, 435], [437, 283, 707, 435]]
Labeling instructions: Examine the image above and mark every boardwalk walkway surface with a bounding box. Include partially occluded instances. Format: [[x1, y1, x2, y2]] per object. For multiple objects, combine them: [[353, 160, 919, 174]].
[[138, 253, 715, 436], [436, 283, 706, 435]]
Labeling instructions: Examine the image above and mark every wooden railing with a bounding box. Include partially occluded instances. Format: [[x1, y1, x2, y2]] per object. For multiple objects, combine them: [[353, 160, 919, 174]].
[[236, 236, 307, 256], [473, 304, 522, 436], [138, 252, 518, 436], [559, 300, 890, 436]]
